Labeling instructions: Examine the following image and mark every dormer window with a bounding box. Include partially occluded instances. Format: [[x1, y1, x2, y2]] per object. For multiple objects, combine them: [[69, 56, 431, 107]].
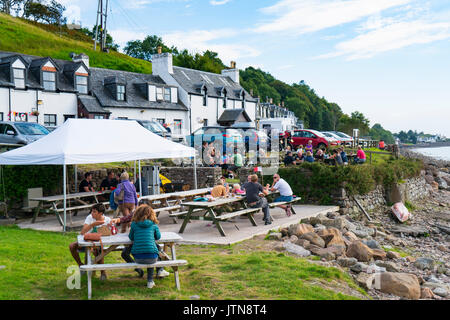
[[202, 87, 207, 107], [223, 91, 227, 108], [156, 87, 163, 101], [13, 68, 25, 89], [164, 87, 171, 101], [43, 71, 56, 91], [117, 85, 125, 101], [241, 91, 245, 108], [76, 75, 88, 94]]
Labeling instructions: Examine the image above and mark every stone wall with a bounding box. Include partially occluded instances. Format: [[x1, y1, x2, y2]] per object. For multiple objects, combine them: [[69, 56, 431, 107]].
[[334, 174, 432, 217]]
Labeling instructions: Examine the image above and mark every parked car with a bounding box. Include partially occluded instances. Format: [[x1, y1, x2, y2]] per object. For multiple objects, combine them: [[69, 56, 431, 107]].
[[330, 131, 354, 146], [45, 126, 58, 132], [321, 131, 342, 145], [0, 121, 50, 145], [285, 129, 337, 149], [122, 119, 172, 140], [186, 126, 244, 153], [229, 123, 268, 148]]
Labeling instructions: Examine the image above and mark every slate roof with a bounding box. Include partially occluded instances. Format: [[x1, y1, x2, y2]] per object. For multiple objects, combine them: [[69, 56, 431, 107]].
[[89, 67, 188, 111], [217, 109, 251, 124], [78, 95, 110, 114], [172, 66, 257, 102]]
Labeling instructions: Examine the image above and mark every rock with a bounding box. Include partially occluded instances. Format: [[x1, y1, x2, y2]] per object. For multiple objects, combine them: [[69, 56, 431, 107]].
[[387, 251, 402, 260], [363, 240, 381, 249], [376, 273, 421, 300], [353, 229, 369, 238], [433, 287, 448, 298], [322, 216, 348, 231], [437, 245, 447, 252], [414, 257, 434, 270], [283, 242, 311, 257], [295, 239, 310, 249], [389, 225, 429, 237], [344, 231, 359, 241], [317, 228, 346, 247], [326, 245, 346, 257], [288, 223, 315, 237], [289, 235, 299, 243], [371, 249, 387, 261], [375, 261, 401, 272], [356, 273, 375, 290], [337, 257, 358, 268], [424, 174, 435, 185], [431, 181, 439, 191], [406, 256, 416, 263], [350, 262, 369, 273], [267, 233, 282, 241], [282, 236, 289, 241], [300, 232, 326, 248], [420, 287, 435, 299], [346, 241, 373, 262], [313, 224, 326, 232], [366, 264, 386, 274], [190, 295, 200, 300], [309, 214, 327, 226], [437, 265, 447, 274], [280, 228, 289, 237], [273, 243, 285, 252], [326, 211, 339, 219], [308, 245, 339, 260]]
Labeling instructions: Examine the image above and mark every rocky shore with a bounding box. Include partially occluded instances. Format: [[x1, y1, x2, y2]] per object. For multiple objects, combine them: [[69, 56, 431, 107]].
[[269, 149, 450, 300]]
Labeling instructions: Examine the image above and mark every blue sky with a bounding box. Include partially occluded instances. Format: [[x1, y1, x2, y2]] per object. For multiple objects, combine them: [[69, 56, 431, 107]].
[[60, 0, 450, 137]]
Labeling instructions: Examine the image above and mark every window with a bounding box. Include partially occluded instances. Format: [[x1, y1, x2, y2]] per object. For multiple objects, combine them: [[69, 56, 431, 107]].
[[223, 95, 227, 109], [156, 87, 163, 101], [118, 117, 128, 120], [76, 75, 88, 94], [43, 71, 56, 91], [117, 85, 125, 101], [203, 119, 208, 126], [164, 88, 171, 101], [64, 115, 75, 122], [13, 68, 25, 89], [44, 114, 57, 126], [94, 115, 104, 119], [156, 119, 165, 125], [0, 112, 3, 121], [174, 119, 182, 134]]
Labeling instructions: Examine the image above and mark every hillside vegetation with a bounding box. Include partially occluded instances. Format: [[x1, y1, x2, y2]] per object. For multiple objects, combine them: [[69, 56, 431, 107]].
[[0, 13, 151, 73]]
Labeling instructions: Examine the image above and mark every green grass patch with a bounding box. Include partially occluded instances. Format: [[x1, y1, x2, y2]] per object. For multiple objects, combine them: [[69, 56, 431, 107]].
[[0, 225, 363, 300]]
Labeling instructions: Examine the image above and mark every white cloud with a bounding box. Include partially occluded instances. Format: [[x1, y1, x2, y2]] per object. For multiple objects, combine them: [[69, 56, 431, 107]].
[[316, 19, 450, 60], [210, 0, 231, 5], [162, 29, 261, 62], [109, 29, 147, 49], [254, 0, 412, 34]]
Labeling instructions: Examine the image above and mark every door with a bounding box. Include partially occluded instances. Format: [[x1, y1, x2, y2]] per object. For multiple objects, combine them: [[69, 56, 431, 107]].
[[2, 124, 19, 144]]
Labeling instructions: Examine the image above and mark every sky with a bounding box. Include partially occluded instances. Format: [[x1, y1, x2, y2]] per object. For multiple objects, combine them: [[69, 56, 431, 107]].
[[58, 0, 450, 137]]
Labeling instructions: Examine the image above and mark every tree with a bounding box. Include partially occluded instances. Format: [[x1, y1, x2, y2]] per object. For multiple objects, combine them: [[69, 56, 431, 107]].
[[0, 0, 23, 15], [22, 0, 66, 25], [81, 27, 119, 51], [124, 35, 176, 61]]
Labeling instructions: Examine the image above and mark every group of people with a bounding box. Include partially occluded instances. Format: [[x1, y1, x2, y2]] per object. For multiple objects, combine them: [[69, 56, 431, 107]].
[[283, 141, 367, 166]]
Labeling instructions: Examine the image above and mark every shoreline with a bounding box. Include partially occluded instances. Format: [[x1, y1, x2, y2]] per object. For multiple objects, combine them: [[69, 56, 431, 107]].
[[401, 141, 450, 149], [400, 147, 450, 168]]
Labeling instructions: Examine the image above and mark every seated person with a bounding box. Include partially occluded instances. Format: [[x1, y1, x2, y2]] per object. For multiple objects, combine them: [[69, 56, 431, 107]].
[[100, 171, 119, 191], [79, 172, 95, 193], [379, 140, 385, 150], [297, 145, 304, 154], [330, 149, 343, 166], [305, 141, 313, 154], [304, 151, 315, 163], [340, 147, 349, 165], [231, 183, 245, 195], [211, 178, 228, 198], [242, 174, 271, 225], [68, 204, 110, 280], [283, 151, 296, 166], [270, 173, 294, 216], [315, 148, 325, 161], [295, 150, 304, 163], [355, 146, 366, 164]]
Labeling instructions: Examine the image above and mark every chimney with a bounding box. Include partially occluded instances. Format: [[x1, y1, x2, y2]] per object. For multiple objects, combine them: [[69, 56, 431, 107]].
[[221, 61, 239, 84], [152, 52, 174, 75], [250, 88, 254, 96], [157, 46, 162, 54], [71, 52, 89, 68]]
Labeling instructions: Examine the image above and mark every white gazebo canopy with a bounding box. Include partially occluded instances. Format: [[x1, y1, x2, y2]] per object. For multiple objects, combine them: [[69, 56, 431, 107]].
[[0, 119, 197, 231]]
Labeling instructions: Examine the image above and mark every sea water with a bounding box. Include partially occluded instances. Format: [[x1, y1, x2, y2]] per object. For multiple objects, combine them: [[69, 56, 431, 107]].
[[412, 146, 450, 161]]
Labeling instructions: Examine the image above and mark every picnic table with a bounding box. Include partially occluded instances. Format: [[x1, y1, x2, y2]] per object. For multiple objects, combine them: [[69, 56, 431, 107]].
[[178, 196, 260, 237], [30, 190, 111, 226], [77, 232, 185, 299]]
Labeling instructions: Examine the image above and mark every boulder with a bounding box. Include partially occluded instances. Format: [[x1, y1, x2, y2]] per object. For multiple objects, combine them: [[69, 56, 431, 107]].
[[322, 216, 348, 231], [363, 240, 381, 250], [350, 262, 369, 273], [346, 241, 373, 262], [371, 249, 387, 261], [337, 257, 358, 268], [414, 257, 434, 270], [433, 287, 448, 298], [317, 228, 346, 247], [267, 233, 282, 241], [406, 256, 416, 263], [356, 273, 375, 290], [289, 235, 299, 243], [280, 228, 289, 237], [326, 211, 339, 219], [283, 242, 311, 257], [300, 232, 326, 248], [420, 287, 435, 299], [288, 223, 314, 237], [387, 251, 402, 260], [344, 231, 359, 242], [295, 239, 311, 249], [308, 245, 342, 260], [389, 225, 429, 237], [376, 273, 421, 300], [353, 229, 369, 239], [424, 174, 435, 185], [375, 260, 401, 272]]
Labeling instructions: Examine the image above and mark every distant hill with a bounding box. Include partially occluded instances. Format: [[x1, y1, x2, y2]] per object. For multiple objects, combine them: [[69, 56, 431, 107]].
[[0, 13, 152, 74]]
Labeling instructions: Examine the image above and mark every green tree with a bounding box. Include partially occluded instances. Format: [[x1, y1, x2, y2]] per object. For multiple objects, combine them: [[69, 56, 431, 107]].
[[81, 26, 119, 51]]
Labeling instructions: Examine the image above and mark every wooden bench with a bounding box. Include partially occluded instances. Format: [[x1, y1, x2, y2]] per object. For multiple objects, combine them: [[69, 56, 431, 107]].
[[269, 197, 302, 214], [169, 208, 206, 221], [216, 208, 260, 226], [153, 205, 181, 216], [80, 259, 188, 300]]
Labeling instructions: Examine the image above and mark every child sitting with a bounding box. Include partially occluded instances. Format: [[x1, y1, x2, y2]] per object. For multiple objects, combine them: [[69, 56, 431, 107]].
[[129, 204, 169, 289], [231, 184, 245, 195]]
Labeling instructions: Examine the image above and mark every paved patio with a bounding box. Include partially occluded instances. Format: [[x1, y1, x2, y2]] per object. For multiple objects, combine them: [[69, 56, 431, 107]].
[[16, 204, 339, 245]]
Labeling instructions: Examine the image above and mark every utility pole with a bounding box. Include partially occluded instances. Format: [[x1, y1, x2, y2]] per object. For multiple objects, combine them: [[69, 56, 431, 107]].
[[94, 0, 109, 52]]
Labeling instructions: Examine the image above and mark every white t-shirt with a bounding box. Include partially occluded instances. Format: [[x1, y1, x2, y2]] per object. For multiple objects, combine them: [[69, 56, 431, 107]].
[[84, 214, 111, 233], [274, 178, 293, 197]]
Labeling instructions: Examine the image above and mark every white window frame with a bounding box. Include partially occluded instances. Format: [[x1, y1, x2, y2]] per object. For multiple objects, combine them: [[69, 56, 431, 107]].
[[156, 87, 163, 101], [43, 71, 56, 91], [13, 68, 25, 89], [117, 85, 125, 101], [174, 119, 183, 135], [44, 114, 57, 126], [76, 75, 88, 94]]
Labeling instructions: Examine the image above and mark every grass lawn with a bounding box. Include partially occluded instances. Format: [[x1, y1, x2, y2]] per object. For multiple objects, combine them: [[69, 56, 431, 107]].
[[0, 225, 366, 300]]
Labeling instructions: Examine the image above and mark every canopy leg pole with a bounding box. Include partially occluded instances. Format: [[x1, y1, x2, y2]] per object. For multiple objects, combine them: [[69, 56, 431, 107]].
[[74, 165, 77, 193], [138, 160, 142, 198], [193, 155, 198, 190], [134, 160, 136, 182], [63, 164, 67, 233]]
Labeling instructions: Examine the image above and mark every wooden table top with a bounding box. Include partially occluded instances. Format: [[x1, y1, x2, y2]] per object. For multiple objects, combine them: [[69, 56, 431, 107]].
[[77, 232, 182, 247], [30, 190, 111, 202]]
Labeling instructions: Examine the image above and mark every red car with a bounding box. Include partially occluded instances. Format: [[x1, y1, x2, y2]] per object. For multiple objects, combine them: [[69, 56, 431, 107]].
[[283, 129, 337, 149]]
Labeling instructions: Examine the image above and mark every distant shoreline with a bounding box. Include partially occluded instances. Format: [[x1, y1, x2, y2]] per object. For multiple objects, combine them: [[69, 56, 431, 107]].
[[400, 147, 450, 168], [401, 141, 450, 149]]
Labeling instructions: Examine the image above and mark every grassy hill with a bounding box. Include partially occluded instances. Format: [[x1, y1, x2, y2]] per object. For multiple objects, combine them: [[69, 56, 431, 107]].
[[0, 13, 151, 74]]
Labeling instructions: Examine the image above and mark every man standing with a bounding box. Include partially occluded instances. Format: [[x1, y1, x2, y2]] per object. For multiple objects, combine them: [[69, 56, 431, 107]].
[[242, 174, 271, 225], [270, 174, 294, 216]]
